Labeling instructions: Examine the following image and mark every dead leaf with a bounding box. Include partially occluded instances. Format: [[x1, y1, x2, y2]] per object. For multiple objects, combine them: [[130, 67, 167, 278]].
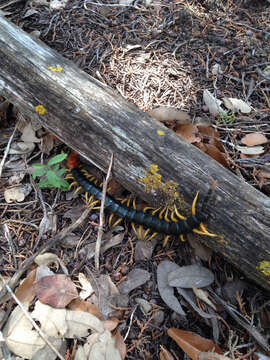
[[223, 97, 251, 113], [15, 269, 37, 303], [203, 90, 223, 117], [199, 352, 231, 360], [3, 304, 46, 359], [241, 132, 268, 146], [83, 330, 122, 360], [68, 298, 103, 320], [32, 300, 104, 338], [192, 288, 216, 310], [203, 144, 229, 168], [168, 328, 223, 360], [9, 141, 35, 155], [78, 272, 94, 299], [4, 184, 32, 203], [39, 133, 55, 154], [134, 239, 157, 261], [103, 318, 119, 332], [160, 345, 175, 360], [168, 264, 214, 288], [148, 106, 191, 124], [175, 124, 200, 143], [21, 122, 40, 143], [188, 237, 212, 262], [118, 268, 150, 294], [157, 261, 186, 316], [236, 145, 264, 155], [34, 274, 78, 308], [113, 329, 127, 360], [35, 253, 60, 269]]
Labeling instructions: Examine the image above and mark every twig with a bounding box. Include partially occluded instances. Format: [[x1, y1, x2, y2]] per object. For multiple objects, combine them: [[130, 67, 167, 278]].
[[0, 127, 16, 178], [3, 224, 17, 269], [95, 153, 114, 269], [0, 207, 91, 304], [0, 274, 65, 360]]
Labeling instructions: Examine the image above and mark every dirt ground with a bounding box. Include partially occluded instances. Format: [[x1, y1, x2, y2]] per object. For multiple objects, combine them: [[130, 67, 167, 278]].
[[1, 0, 270, 359]]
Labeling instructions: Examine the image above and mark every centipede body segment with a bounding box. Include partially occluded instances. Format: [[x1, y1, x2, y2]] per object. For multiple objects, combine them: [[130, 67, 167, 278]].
[[67, 152, 217, 245]]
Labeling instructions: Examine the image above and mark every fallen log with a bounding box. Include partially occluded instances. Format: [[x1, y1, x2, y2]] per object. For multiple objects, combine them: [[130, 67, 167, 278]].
[[0, 15, 270, 291]]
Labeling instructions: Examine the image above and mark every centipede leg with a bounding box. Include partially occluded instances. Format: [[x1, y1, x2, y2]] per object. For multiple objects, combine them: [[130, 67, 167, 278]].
[[162, 235, 170, 247]]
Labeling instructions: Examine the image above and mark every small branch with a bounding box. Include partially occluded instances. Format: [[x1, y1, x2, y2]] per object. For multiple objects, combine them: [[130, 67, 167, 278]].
[[95, 153, 114, 270], [0, 126, 16, 178]]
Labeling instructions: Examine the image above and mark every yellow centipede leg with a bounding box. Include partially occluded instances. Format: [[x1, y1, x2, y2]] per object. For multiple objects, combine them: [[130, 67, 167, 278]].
[[112, 217, 123, 227], [147, 232, 158, 241], [180, 234, 185, 242], [192, 191, 200, 216], [131, 222, 139, 237], [108, 213, 115, 227], [73, 186, 82, 195], [163, 235, 170, 247], [174, 204, 186, 220]]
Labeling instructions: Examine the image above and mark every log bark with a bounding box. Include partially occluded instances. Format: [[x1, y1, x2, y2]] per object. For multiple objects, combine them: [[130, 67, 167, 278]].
[[0, 15, 270, 291]]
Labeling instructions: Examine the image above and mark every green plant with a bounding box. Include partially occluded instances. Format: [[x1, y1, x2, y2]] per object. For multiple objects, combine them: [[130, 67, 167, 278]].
[[220, 111, 235, 125], [32, 153, 69, 190]]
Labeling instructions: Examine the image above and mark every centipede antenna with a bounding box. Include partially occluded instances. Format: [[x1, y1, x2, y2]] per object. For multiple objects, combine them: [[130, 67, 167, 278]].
[[201, 180, 217, 213]]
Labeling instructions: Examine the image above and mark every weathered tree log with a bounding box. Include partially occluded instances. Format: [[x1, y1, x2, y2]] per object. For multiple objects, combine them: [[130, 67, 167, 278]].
[[0, 15, 270, 291]]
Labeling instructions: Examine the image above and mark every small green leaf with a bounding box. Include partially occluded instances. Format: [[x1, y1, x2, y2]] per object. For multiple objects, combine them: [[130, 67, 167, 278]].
[[32, 163, 46, 169], [38, 179, 50, 188], [52, 164, 60, 172], [47, 170, 59, 186], [48, 153, 67, 166], [33, 168, 47, 179], [57, 168, 67, 177]]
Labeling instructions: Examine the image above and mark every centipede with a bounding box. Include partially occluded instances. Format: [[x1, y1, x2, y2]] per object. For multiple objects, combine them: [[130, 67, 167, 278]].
[[66, 152, 217, 246]]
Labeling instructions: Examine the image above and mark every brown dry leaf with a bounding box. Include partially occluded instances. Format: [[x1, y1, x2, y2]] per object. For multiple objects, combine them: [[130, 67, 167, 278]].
[[39, 133, 55, 154], [203, 144, 229, 169], [160, 345, 175, 360], [108, 179, 123, 197], [68, 298, 103, 320], [175, 124, 200, 143], [34, 274, 78, 308], [113, 329, 127, 360], [148, 106, 191, 124], [168, 328, 223, 360], [241, 132, 268, 146], [15, 269, 37, 303], [197, 125, 220, 139], [103, 318, 119, 332]]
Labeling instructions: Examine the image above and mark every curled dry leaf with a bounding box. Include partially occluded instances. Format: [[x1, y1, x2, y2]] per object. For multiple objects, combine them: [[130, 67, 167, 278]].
[[68, 298, 103, 320], [21, 122, 40, 143], [148, 106, 191, 124], [168, 264, 214, 289], [203, 90, 223, 117], [34, 274, 78, 308], [78, 272, 94, 300], [4, 184, 32, 203], [175, 124, 200, 143], [168, 328, 223, 360], [222, 97, 251, 113], [241, 132, 268, 146], [15, 269, 37, 303], [35, 253, 60, 269], [3, 304, 47, 359], [32, 300, 104, 338], [157, 261, 186, 316], [192, 288, 217, 310], [212, 63, 223, 75]]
